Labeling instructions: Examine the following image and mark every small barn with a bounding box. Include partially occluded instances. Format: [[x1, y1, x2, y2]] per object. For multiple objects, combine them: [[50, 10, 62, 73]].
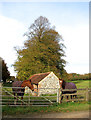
[[28, 72, 60, 96]]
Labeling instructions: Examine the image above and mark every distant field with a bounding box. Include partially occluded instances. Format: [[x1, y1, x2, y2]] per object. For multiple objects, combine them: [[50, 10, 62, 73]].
[[73, 80, 90, 89], [77, 81, 89, 88]]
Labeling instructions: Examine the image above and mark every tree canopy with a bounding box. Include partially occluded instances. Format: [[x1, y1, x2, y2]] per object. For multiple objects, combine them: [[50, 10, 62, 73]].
[[14, 16, 66, 80]]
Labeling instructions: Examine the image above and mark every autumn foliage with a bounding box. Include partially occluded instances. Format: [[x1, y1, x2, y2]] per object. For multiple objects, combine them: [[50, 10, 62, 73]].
[[14, 16, 66, 80]]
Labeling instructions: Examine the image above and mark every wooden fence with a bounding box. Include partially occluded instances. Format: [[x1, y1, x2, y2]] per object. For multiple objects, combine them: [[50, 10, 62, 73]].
[[0, 87, 91, 106], [57, 88, 90, 103]]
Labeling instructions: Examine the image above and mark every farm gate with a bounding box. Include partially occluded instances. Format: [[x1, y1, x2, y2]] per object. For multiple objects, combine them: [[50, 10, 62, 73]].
[[0, 87, 91, 106]]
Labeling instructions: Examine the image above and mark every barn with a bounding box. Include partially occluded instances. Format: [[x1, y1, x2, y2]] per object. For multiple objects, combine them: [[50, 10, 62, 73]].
[[27, 72, 60, 96]]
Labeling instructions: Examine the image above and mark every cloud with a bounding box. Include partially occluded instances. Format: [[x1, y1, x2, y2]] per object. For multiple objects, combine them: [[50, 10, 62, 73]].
[[0, 15, 26, 76], [57, 23, 89, 74]]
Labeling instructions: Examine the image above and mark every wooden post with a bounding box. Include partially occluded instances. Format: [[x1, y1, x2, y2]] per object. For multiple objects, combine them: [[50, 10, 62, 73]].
[[0, 83, 2, 120], [86, 87, 89, 102], [57, 88, 61, 103], [59, 88, 61, 103], [60, 88, 62, 103], [37, 84, 38, 96], [57, 88, 59, 103], [28, 90, 30, 105]]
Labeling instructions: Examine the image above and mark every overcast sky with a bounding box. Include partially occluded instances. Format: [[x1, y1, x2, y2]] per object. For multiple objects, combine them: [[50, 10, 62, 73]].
[[0, 2, 89, 76]]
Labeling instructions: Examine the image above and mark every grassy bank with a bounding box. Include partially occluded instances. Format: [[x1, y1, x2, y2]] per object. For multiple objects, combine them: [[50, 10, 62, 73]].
[[2, 101, 90, 116]]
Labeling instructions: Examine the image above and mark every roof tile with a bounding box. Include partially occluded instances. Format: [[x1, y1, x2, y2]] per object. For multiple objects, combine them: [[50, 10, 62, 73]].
[[29, 72, 51, 84]]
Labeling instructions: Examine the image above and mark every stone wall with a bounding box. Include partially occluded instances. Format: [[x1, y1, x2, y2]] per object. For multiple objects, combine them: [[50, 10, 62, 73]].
[[38, 72, 60, 95], [25, 86, 33, 94], [25, 84, 38, 96]]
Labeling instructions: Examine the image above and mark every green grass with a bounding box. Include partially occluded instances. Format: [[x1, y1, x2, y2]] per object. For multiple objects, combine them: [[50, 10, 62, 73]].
[[75, 80, 89, 88], [2, 101, 90, 116], [68, 80, 90, 89]]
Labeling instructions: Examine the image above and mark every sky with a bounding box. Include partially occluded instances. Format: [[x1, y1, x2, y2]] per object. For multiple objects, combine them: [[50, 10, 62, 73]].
[[0, 2, 89, 76]]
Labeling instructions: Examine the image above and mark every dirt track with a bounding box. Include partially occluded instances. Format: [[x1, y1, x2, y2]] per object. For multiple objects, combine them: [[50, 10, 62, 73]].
[[3, 111, 90, 118]]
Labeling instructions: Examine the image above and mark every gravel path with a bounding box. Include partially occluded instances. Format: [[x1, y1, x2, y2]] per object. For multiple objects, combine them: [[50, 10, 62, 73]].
[[3, 111, 90, 118]]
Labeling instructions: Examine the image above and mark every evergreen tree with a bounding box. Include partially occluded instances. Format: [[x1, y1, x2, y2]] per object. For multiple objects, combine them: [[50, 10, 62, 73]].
[[0, 57, 10, 82], [14, 16, 66, 80]]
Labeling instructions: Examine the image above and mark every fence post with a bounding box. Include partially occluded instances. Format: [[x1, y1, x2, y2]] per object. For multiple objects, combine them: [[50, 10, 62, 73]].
[[60, 88, 62, 103], [0, 84, 2, 120], [86, 87, 89, 102], [29, 91, 30, 105], [57, 88, 61, 103]]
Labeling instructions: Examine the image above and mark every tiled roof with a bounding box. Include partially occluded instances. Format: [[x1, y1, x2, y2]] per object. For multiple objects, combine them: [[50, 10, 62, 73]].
[[29, 72, 51, 84]]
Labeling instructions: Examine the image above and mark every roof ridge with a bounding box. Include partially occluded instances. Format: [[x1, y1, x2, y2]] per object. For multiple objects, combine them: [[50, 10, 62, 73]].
[[29, 72, 53, 84]]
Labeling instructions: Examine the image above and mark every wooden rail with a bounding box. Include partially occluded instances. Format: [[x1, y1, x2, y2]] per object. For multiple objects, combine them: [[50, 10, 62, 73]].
[[0, 87, 91, 106]]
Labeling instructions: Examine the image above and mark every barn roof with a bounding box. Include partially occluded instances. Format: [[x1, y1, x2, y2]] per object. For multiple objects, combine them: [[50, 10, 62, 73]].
[[29, 72, 51, 84]]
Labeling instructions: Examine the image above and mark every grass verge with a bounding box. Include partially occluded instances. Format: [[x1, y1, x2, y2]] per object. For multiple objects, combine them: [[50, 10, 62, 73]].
[[2, 101, 90, 116]]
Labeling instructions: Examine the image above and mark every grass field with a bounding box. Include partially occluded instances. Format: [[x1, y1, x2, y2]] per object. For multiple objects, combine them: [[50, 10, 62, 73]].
[[73, 80, 89, 88]]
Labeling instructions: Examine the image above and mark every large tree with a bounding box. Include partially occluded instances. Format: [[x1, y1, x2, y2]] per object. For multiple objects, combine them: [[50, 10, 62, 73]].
[[14, 16, 66, 80]]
